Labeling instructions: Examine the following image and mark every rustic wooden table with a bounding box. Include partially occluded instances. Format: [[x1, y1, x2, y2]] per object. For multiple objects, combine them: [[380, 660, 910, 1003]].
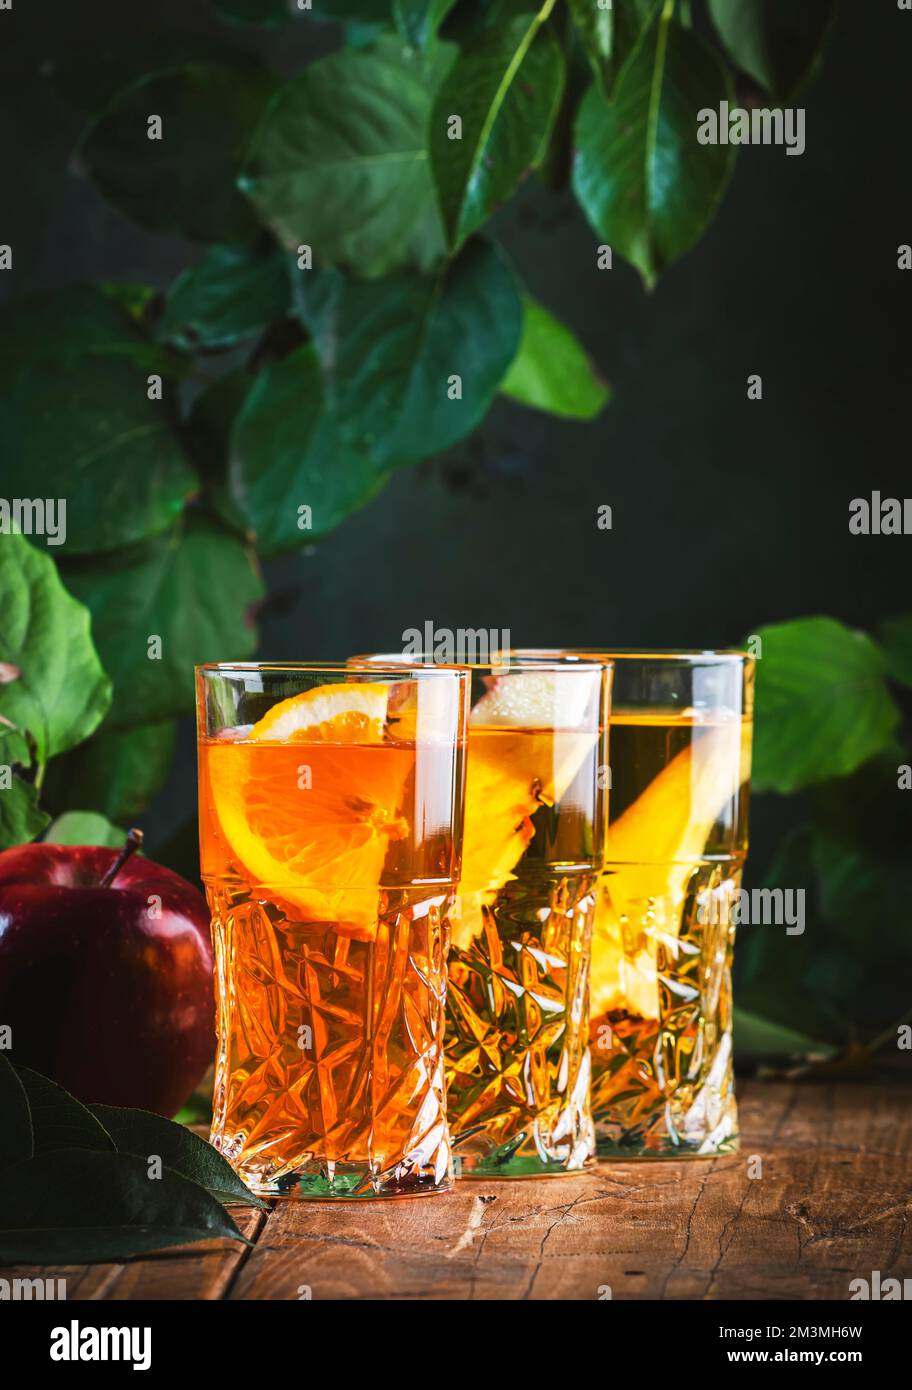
[[12, 1080, 911, 1300]]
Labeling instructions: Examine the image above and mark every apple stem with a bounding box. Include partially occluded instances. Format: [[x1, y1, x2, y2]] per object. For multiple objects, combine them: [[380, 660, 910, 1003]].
[[100, 828, 144, 888]]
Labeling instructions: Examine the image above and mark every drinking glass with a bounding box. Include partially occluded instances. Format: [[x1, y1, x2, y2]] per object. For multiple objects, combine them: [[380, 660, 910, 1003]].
[[196, 663, 469, 1198], [524, 650, 754, 1157], [351, 654, 612, 1177]]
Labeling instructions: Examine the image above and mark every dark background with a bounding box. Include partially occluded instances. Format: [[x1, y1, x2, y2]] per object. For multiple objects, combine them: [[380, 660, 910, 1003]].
[[2, 0, 909, 869]]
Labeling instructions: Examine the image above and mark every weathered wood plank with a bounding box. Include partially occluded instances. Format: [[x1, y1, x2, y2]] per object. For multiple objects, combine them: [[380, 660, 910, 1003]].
[[1, 1206, 266, 1301], [227, 1080, 912, 1301], [5, 1082, 910, 1300]]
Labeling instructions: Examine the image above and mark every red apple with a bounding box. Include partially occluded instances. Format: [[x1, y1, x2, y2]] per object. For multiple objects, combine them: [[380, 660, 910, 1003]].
[[0, 831, 214, 1116]]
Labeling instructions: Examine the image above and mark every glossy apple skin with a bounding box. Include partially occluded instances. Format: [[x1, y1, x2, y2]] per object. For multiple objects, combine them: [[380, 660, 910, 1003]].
[[0, 843, 214, 1116]]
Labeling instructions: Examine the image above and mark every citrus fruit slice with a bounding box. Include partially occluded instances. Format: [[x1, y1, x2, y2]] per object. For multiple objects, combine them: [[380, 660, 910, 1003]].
[[453, 671, 602, 950], [590, 715, 752, 1020], [205, 682, 412, 939]]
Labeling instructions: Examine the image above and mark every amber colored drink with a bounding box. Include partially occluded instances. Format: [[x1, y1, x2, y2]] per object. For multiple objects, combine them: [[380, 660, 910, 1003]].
[[590, 707, 752, 1157], [446, 721, 605, 1176], [197, 668, 467, 1199], [350, 657, 611, 1177]]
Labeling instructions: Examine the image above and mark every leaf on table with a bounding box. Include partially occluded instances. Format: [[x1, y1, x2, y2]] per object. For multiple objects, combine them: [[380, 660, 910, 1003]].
[[90, 1104, 265, 1208], [42, 721, 177, 823], [0, 288, 198, 556], [241, 41, 451, 277], [430, 11, 565, 250], [0, 1149, 249, 1264], [500, 295, 610, 419], [159, 241, 292, 352], [79, 60, 279, 243], [60, 517, 263, 729], [707, 0, 836, 103], [733, 1006, 833, 1064], [43, 810, 126, 849], [572, 8, 734, 289], [0, 531, 111, 761], [294, 237, 523, 470], [11, 1066, 115, 1158], [750, 617, 900, 794], [0, 1056, 32, 1168]]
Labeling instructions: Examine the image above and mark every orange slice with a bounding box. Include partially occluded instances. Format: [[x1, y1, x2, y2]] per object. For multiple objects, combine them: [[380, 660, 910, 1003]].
[[590, 716, 752, 1020], [453, 671, 601, 950], [205, 683, 412, 938]]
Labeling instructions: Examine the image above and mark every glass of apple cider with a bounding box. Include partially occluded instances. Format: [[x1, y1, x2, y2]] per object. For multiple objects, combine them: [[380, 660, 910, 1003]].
[[351, 654, 612, 1178], [196, 663, 469, 1198], [523, 650, 754, 1158]]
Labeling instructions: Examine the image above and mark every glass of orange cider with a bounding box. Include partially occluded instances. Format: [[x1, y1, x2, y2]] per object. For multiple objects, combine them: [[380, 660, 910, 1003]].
[[196, 663, 469, 1198], [351, 654, 612, 1177]]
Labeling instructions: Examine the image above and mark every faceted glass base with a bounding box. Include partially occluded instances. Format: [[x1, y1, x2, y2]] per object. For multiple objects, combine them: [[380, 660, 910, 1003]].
[[228, 1149, 453, 1199]]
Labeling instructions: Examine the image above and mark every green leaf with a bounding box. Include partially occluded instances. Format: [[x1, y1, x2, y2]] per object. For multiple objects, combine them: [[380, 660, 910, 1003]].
[[0, 1056, 32, 1167], [430, 10, 565, 250], [185, 370, 255, 536], [733, 1007, 832, 1063], [12, 1066, 115, 1158], [0, 285, 178, 377], [736, 827, 849, 1046], [751, 617, 900, 794], [394, 0, 458, 48], [43, 811, 126, 849], [877, 615, 912, 689], [0, 774, 50, 852], [222, 347, 386, 553], [812, 755, 912, 970], [572, 9, 735, 289], [567, 0, 613, 89], [42, 721, 177, 823], [500, 295, 610, 419], [62, 516, 264, 729], [0, 1149, 248, 1264], [79, 60, 278, 243], [0, 531, 111, 761], [159, 242, 292, 352], [295, 237, 523, 469], [708, 0, 836, 103], [241, 42, 449, 276], [90, 1105, 265, 1208], [0, 288, 198, 555]]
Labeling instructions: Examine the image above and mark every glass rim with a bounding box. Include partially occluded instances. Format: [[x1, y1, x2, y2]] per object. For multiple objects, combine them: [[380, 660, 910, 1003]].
[[196, 661, 470, 679], [348, 651, 613, 673], [510, 647, 752, 665]]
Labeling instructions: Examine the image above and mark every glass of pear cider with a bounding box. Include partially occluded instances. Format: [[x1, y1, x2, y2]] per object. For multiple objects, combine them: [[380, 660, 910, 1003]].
[[522, 651, 754, 1158], [351, 653, 612, 1178]]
